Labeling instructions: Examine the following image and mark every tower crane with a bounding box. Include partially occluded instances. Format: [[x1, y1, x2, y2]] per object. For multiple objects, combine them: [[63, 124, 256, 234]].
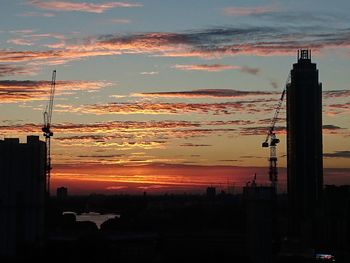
[[42, 70, 56, 196], [262, 74, 290, 189]]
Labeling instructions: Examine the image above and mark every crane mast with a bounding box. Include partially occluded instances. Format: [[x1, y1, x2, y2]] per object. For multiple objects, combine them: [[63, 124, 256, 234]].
[[262, 74, 290, 189], [42, 70, 56, 196]]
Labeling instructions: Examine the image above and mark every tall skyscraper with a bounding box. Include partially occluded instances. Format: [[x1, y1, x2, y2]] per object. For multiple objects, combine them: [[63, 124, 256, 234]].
[[287, 50, 323, 226], [0, 136, 46, 257]]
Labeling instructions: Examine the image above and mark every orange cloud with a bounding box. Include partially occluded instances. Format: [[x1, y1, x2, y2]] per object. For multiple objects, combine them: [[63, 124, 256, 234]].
[[240, 125, 349, 136], [324, 90, 350, 98], [0, 121, 203, 135], [0, 120, 251, 158], [0, 49, 121, 65], [63, 101, 273, 115], [28, 0, 142, 13], [56, 135, 166, 149], [0, 80, 111, 103], [325, 102, 350, 115], [240, 126, 286, 136]]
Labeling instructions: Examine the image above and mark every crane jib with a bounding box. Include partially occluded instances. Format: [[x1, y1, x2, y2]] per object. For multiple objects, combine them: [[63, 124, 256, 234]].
[[261, 72, 290, 188], [42, 70, 56, 197]]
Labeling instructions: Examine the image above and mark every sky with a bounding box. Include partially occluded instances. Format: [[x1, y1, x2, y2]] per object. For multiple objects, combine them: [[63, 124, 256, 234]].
[[0, 0, 349, 195]]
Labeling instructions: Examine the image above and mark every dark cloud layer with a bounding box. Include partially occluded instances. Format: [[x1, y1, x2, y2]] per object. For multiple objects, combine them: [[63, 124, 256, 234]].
[[322, 124, 343, 130], [0, 79, 110, 102], [0, 64, 36, 77], [2, 25, 350, 65], [324, 151, 350, 158], [180, 143, 212, 147], [324, 90, 350, 98], [173, 64, 260, 75], [136, 89, 274, 98]]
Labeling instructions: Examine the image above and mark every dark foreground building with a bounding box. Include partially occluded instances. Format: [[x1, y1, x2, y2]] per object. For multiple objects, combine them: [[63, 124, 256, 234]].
[[56, 187, 68, 200], [0, 136, 46, 257], [287, 50, 323, 233], [243, 182, 275, 263]]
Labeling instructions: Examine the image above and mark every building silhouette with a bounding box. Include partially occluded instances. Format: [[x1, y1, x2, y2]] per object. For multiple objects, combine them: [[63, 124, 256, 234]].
[[243, 184, 275, 263], [287, 50, 323, 233], [0, 136, 46, 257], [56, 187, 68, 200], [206, 186, 216, 199]]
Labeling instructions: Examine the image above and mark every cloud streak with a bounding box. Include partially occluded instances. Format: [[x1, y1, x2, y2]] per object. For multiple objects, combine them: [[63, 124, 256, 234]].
[[134, 89, 274, 98], [0, 64, 37, 77], [0, 49, 122, 65], [173, 64, 259, 74], [325, 102, 350, 115], [179, 143, 211, 147], [17, 11, 55, 17], [0, 80, 111, 103], [7, 38, 34, 46], [0, 121, 203, 135], [322, 124, 343, 130], [324, 151, 350, 158], [107, 19, 131, 24], [56, 135, 166, 149], [28, 1, 142, 13], [324, 90, 350, 98], [1, 118, 347, 166], [140, 71, 159, 75], [224, 5, 279, 16], [3, 25, 350, 65], [240, 125, 349, 136], [0, 120, 251, 153], [63, 101, 273, 115]]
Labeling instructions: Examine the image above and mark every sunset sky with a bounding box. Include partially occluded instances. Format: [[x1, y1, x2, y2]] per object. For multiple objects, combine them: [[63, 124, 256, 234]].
[[1, 0, 349, 194]]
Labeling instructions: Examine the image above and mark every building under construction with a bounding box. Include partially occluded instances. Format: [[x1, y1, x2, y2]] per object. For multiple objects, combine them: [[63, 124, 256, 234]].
[[0, 136, 47, 257], [287, 50, 323, 233]]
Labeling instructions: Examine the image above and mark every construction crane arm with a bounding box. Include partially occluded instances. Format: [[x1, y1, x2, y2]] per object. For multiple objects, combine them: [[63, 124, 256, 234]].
[[48, 70, 56, 125], [262, 74, 290, 147], [42, 70, 56, 137], [42, 70, 56, 196]]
